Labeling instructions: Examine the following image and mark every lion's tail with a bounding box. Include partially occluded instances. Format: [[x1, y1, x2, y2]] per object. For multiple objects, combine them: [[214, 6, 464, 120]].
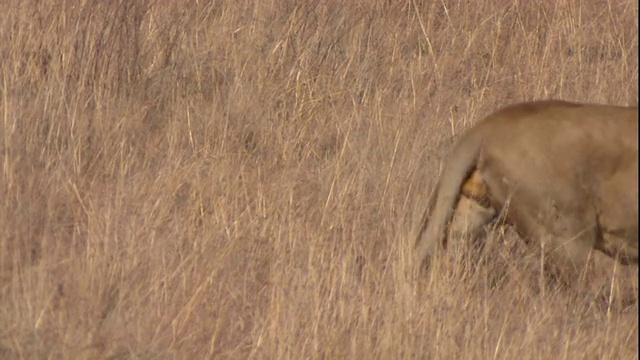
[[414, 132, 484, 269]]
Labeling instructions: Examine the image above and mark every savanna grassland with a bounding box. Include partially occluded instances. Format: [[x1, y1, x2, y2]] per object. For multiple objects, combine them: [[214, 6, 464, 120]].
[[0, 0, 638, 358]]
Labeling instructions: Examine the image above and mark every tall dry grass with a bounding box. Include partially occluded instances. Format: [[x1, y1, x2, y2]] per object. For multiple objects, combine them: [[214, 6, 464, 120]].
[[0, 0, 637, 358]]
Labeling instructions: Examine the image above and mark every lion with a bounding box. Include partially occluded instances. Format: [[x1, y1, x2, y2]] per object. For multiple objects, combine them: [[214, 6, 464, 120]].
[[413, 100, 638, 284]]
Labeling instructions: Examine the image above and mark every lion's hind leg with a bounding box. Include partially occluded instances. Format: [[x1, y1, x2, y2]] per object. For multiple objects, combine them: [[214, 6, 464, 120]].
[[414, 169, 496, 274], [447, 170, 497, 250]]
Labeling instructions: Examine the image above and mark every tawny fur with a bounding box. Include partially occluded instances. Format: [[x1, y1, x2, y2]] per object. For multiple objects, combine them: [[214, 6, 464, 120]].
[[414, 100, 638, 280]]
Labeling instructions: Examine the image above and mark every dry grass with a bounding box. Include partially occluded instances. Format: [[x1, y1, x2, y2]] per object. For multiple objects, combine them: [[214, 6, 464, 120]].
[[0, 0, 638, 358]]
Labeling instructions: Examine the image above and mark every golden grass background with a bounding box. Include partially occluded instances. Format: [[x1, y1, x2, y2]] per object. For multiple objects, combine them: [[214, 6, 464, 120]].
[[0, 0, 638, 358]]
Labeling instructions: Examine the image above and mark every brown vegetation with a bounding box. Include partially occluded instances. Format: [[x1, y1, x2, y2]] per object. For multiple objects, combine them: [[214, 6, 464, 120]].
[[0, 0, 637, 358]]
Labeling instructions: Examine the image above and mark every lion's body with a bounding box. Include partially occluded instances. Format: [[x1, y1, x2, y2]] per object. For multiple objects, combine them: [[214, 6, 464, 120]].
[[414, 101, 638, 279]]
